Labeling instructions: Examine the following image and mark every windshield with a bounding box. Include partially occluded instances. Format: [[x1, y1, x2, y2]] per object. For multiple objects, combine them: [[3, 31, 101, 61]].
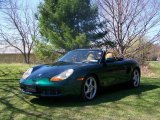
[[58, 50, 103, 63]]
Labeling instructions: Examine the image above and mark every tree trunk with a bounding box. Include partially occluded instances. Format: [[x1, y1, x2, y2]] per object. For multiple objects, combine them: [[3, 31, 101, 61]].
[[23, 53, 30, 64], [27, 53, 30, 64]]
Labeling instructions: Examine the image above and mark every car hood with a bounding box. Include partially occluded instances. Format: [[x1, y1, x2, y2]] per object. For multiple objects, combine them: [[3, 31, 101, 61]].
[[26, 61, 98, 80]]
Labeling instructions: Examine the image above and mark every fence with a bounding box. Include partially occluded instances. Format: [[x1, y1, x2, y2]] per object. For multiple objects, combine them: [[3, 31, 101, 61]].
[[0, 54, 37, 63]]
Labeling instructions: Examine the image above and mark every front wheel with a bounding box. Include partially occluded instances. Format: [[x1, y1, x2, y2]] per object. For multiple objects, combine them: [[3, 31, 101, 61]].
[[131, 69, 140, 88], [81, 76, 98, 101]]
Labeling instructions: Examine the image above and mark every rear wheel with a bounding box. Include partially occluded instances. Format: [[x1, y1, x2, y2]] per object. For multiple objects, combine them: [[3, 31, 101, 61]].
[[81, 76, 98, 101], [131, 69, 140, 88]]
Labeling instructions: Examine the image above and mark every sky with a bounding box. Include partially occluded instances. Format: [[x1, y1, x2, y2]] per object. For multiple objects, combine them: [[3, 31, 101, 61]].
[[18, 0, 41, 11], [0, 0, 159, 48], [0, 0, 41, 25], [20, 0, 41, 9], [23, 0, 160, 41], [0, 0, 42, 53]]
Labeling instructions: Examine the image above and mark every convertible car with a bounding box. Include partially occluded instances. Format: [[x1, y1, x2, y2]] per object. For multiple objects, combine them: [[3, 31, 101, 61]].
[[20, 49, 140, 101]]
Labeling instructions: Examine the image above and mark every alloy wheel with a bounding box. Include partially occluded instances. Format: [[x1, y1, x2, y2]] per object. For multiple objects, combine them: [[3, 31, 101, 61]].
[[83, 76, 97, 100], [132, 69, 140, 87]]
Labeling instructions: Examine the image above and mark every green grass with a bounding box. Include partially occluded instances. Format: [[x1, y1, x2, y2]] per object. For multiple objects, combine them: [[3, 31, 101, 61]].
[[0, 62, 160, 120], [147, 61, 160, 77], [0, 64, 33, 79]]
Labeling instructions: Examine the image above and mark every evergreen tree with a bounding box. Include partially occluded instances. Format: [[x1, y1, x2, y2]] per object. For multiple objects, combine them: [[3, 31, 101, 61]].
[[37, 0, 106, 51]]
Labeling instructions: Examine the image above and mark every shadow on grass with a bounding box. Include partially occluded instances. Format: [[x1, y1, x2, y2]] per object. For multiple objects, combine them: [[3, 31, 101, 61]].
[[0, 86, 53, 120], [30, 84, 159, 107], [0, 82, 159, 119]]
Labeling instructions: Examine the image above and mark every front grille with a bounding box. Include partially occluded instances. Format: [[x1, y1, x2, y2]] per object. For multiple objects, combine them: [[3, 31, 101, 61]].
[[20, 84, 37, 93], [37, 87, 61, 96], [20, 84, 61, 96]]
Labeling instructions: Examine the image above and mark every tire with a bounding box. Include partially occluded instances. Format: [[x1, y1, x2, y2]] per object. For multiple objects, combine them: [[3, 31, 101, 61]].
[[131, 69, 140, 88], [81, 75, 98, 101]]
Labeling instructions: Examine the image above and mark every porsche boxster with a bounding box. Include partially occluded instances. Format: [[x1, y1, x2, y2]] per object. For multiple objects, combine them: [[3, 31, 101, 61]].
[[20, 49, 140, 100]]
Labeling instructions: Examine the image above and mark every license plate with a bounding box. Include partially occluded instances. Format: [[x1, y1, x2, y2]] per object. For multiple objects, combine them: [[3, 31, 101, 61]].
[[26, 86, 37, 92]]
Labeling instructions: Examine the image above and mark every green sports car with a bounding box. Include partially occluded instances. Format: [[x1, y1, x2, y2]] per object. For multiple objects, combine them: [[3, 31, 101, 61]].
[[20, 49, 140, 101]]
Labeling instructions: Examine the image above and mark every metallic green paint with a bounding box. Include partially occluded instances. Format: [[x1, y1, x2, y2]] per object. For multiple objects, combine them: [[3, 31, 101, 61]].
[[20, 49, 140, 97]]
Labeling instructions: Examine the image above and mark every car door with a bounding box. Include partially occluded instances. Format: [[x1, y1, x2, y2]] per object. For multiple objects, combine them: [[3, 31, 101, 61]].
[[112, 59, 128, 83], [99, 58, 127, 86]]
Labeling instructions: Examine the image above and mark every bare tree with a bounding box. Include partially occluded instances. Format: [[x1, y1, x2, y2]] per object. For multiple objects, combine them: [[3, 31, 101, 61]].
[[98, 0, 160, 56], [0, 0, 39, 63]]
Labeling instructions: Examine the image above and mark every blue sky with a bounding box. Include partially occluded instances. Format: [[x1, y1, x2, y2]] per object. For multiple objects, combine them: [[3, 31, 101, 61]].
[[0, 0, 160, 42], [26, 0, 160, 40], [0, 0, 41, 46], [0, 0, 41, 29], [21, 0, 41, 10], [25, 0, 41, 8]]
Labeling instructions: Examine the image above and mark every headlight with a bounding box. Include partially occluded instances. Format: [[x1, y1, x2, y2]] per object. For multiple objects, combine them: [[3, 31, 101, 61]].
[[50, 69, 74, 82], [22, 68, 33, 79]]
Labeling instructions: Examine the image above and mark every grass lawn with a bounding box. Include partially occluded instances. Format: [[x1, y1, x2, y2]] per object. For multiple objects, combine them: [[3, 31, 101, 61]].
[[0, 62, 160, 120]]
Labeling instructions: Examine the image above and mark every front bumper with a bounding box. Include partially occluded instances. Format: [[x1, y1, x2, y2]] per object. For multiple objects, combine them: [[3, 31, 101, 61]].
[[20, 79, 82, 97], [20, 84, 63, 96]]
